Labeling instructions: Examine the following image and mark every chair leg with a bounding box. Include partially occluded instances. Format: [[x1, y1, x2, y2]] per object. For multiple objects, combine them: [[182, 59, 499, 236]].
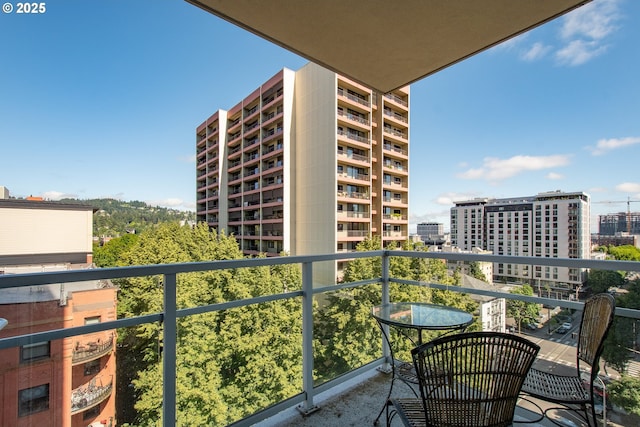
[[384, 400, 397, 426]]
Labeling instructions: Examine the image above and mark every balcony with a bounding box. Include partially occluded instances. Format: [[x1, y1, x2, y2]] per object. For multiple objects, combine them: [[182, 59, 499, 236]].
[[1, 252, 639, 426], [337, 88, 370, 108], [72, 334, 114, 364], [70, 378, 113, 415]]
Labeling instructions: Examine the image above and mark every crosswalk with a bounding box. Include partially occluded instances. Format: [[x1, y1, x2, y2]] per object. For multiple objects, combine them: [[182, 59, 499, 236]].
[[626, 360, 640, 377]]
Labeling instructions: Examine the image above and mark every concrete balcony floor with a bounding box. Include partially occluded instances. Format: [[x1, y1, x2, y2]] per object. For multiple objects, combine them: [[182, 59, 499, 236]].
[[261, 367, 634, 427]]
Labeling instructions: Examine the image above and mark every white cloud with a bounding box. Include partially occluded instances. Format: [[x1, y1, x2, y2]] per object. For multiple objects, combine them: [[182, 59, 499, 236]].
[[555, 0, 620, 66], [180, 154, 196, 163], [555, 39, 608, 66], [521, 42, 551, 62], [492, 33, 527, 52], [546, 172, 564, 180], [41, 190, 78, 200], [588, 186, 608, 193], [586, 136, 640, 156], [457, 154, 571, 182], [147, 198, 184, 208], [146, 198, 196, 211], [561, 0, 620, 41], [615, 182, 640, 194], [435, 192, 481, 206]]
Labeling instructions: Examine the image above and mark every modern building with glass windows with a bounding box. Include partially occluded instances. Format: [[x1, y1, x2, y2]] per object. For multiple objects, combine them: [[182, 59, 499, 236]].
[[450, 190, 590, 298], [196, 62, 410, 283]]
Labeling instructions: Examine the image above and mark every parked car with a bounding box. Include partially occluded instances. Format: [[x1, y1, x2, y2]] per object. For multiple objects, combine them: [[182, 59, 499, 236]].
[[561, 322, 572, 329]]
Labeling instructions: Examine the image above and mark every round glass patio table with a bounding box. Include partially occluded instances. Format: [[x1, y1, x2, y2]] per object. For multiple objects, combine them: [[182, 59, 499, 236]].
[[371, 302, 474, 425], [372, 302, 473, 345]]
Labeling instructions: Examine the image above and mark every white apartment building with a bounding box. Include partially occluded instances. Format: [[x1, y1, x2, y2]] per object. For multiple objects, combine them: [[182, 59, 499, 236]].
[[196, 63, 410, 284], [450, 191, 590, 297]]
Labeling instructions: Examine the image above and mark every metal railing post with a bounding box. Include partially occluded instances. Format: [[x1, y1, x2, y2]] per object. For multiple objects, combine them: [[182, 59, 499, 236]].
[[163, 273, 177, 427], [298, 261, 319, 415], [381, 252, 391, 368]]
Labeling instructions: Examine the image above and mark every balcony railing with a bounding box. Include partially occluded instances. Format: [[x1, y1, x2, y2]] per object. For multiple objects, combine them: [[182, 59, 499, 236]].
[[71, 379, 113, 414], [72, 334, 114, 364], [1, 252, 640, 426]]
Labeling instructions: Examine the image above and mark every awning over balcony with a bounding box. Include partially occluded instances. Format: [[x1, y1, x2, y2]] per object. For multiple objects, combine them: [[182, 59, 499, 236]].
[[186, 0, 591, 93]]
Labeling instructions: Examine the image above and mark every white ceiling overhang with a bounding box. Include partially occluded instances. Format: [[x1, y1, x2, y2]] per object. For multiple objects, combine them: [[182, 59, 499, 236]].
[[186, 0, 591, 93]]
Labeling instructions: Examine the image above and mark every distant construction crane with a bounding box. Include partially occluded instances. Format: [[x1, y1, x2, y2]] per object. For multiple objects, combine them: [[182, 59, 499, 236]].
[[594, 196, 640, 234]]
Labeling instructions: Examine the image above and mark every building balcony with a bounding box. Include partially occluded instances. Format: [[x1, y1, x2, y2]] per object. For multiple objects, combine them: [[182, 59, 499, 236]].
[[383, 163, 408, 174], [382, 143, 408, 158], [261, 88, 283, 107], [383, 126, 408, 141], [1, 253, 639, 426], [70, 378, 113, 415], [337, 108, 370, 130], [337, 88, 370, 108], [337, 172, 369, 183], [383, 108, 408, 124], [337, 128, 369, 145], [337, 210, 370, 219], [383, 214, 407, 221], [383, 93, 409, 108], [337, 150, 369, 163], [72, 334, 114, 365], [337, 190, 370, 200]]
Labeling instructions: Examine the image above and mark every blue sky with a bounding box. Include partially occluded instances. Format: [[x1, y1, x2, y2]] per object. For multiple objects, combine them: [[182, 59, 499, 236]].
[[1, 0, 638, 233]]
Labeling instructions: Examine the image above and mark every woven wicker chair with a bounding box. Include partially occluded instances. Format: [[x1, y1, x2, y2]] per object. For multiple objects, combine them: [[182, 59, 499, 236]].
[[386, 331, 540, 427], [520, 293, 616, 427]]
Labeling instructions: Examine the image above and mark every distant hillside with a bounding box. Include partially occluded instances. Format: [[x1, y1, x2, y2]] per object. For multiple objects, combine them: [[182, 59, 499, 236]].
[[60, 198, 196, 238]]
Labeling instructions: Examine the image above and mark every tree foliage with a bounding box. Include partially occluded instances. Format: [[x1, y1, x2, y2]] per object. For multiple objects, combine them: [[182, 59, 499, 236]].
[[62, 197, 194, 238], [603, 279, 640, 374], [93, 233, 139, 267], [587, 269, 625, 294], [607, 245, 640, 261], [608, 375, 640, 416], [115, 222, 303, 426], [506, 285, 539, 332], [314, 237, 477, 381]]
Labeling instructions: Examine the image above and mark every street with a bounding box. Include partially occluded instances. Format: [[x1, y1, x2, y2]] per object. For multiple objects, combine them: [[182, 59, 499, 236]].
[[514, 324, 626, 427]]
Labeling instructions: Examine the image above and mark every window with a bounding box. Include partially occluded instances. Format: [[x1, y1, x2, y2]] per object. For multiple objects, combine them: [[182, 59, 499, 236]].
[[84, 359, 101, 376], [21, 341, 50, 363], [85, 316, 101, 325], [19, 384, 49, 417], [83, 404, 101, 421]]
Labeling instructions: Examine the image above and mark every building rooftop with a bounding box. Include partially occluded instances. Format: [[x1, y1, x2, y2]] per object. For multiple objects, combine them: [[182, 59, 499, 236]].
[[0, 264, 111, 304]]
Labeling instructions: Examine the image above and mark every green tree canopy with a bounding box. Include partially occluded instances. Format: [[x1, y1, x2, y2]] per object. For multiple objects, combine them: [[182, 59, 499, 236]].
[[93, 233, 139, 267], [609, 375, 640, 416], [603, 279, 640, 374], [468, 261, 489, 282], [506, 285, 539, 332], [587, 270, 625, 294], [314, 237, 477, 381], [115, 222, 303, 426], [608, 245, 640, 261]]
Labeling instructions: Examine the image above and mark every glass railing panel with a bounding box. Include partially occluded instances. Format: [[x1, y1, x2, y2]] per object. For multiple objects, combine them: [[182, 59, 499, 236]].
[[114, 324, 160, 427], [172, 298, 304, 426], [313, 283, 382, 385], [0, 279, 120, 427]]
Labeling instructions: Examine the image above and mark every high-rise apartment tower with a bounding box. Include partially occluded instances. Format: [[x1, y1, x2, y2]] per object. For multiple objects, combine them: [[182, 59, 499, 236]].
[[196, 63, 410, 283], [450, 191, 590, 297]]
